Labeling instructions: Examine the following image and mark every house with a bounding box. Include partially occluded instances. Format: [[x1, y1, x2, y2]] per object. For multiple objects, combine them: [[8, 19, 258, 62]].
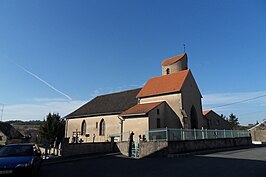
[[65, 53, 204, 142], [0, 122, 24, 145], [203, 110, 233, 130], [249, 119, 266, 143]]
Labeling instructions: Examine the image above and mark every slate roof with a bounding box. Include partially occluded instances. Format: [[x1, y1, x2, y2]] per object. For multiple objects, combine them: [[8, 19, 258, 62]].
[[65, 88, 141, 119], [0, 122, 24, 139], [137, 69, 190, 98], [120, 101, 163, 117], [161, 53, 187, 66]]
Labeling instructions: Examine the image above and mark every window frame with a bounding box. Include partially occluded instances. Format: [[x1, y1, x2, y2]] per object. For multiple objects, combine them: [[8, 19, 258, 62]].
[[81, 120, 86, 135], [166, 68, 170, 74], [99, 119, 105, 136], [157, 109, 160, 115]]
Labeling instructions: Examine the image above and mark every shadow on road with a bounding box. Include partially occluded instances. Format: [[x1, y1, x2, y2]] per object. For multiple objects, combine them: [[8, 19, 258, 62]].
[[36, 152, 266, 177]]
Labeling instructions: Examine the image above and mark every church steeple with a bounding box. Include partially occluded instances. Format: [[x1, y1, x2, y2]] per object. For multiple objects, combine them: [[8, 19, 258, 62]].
[[161, 53, 188, 75]]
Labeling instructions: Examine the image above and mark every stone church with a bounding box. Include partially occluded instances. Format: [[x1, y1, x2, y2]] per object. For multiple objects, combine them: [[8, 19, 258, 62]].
[[65, 53, 205, 142]]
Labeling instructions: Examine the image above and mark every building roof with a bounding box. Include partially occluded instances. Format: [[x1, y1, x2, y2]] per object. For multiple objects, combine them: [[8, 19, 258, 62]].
[[137, 69, 190, 98], [161, 53, 187, 66], [120, 101, 163, 117], [202, 110, 211, 116], [65, 88, 141, 119], [0, 122, 23, 139], [249, 119, 266, 130], [203, 110, 223, 118]]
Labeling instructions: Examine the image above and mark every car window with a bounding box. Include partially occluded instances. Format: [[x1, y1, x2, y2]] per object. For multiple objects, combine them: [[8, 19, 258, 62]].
[[0, 145, 33, 157]]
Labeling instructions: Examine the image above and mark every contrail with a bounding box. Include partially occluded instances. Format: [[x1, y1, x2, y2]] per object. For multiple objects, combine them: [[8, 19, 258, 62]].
[[9, 59, 72, 101]]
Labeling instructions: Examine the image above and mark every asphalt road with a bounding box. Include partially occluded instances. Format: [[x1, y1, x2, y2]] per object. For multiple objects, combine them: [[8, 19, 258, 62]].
[[37, 146, 266, 177]]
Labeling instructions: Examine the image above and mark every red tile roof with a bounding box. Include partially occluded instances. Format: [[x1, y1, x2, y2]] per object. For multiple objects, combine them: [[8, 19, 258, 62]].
[[137, 69, 190, 98], [202, 110, 211, 116], [120, 102, 163, 116], [161, 53, 187, 66]]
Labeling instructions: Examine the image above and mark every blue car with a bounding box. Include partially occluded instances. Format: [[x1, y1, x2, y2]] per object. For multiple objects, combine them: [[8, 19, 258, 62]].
[[0, 143, 42, 176]]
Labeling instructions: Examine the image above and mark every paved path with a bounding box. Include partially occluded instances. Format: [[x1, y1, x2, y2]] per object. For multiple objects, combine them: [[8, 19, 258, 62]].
[[37, 146, 266, 177]]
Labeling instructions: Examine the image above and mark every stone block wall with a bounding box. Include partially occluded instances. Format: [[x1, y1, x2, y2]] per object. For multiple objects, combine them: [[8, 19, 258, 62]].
[[138, 137, 252, 158], [139, 141, 168, 157], [116, 142, 130, 156], [250, 130, 266, 142], [167, 137, 252, 154], [62, 141, 118, 157], [61, 137, 252, 158]]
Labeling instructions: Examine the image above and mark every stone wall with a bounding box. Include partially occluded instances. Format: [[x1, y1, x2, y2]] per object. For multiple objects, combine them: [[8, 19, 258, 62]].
[[61, 137, 252, 158], [138, 137, 252, 158], [167, 137, 252, 154], [249, 120, 266, 142], [116, 142, 130, 156], [250, 130, 266, 142], [139, 141, 168, 157], [62, 141, 118, 157]]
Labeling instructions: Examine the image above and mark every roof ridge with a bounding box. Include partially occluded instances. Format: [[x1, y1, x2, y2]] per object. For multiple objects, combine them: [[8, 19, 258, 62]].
[[95, 88, 142, 97], [249, 119, 266, 130], [161, 53, 187, 66], [203, 110, 212, 115]]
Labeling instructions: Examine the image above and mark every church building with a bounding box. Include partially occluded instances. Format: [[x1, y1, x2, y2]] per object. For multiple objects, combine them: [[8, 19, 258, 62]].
[[65, 53, 205, 142]]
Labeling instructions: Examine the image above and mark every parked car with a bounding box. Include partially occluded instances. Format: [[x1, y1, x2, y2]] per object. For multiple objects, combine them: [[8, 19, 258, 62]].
[[0, 143, 42, 176]]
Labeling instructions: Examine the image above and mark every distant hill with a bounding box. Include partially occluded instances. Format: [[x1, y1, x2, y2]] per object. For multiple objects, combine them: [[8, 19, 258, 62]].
[[4, 120, 43, 143], [5, 120, 43, 126]]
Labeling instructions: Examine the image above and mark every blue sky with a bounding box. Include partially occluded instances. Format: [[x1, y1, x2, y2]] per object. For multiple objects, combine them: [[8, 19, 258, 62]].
[[0, 0, 265, 125]]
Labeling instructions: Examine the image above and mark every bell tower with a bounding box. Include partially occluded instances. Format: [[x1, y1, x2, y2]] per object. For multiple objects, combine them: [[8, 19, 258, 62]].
[[161, 53, 188, 75]]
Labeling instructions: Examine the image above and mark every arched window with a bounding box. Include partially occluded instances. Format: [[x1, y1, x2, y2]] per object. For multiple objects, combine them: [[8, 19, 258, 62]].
[[81, 120, 86, 135], [99, 119, 105, 136], [166, 68, 170, 74]]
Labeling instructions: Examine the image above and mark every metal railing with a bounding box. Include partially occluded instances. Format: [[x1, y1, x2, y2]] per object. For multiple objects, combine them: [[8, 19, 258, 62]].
[[146, 128, 250, 142]]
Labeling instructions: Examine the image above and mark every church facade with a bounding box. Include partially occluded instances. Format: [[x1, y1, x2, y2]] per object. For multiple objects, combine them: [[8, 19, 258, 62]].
[[65, 53, 206, 142]]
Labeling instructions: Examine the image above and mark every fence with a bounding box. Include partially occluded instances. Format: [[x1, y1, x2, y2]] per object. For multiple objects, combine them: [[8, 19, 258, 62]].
[[146, 128, 250, 142]]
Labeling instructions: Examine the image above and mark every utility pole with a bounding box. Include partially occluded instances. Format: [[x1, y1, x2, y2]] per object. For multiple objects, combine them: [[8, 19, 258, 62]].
[[0, 104, 4, 122]]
